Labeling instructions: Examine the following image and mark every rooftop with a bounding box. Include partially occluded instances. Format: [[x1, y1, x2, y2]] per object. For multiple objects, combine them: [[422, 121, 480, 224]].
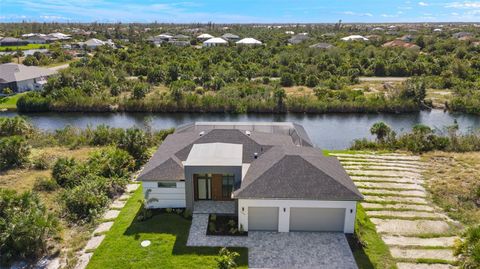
[[184, 143, 243, 166]]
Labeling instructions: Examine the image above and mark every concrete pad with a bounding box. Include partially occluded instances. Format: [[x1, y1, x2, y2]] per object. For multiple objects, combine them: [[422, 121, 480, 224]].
[[364, 195, 428, 205], [355, 181, 425, 191], [84, 235, 105, 250], [362, 203, 435, 212], [359, 188, 427, 197], [351, 176, 423, 184], [126, 183, 140, 192], [344, 165, 423, 173], [370, 219, 451, 235], [382, 235, 458, 247], [397, 263, 457, 269], [118, 193, 130, 200], [102, 209, 120, 220], [74, 253, 93, 269], [93, 221, 114, 234], [347, 169, 421, 179], [110, 199, 126, 208], [341, 161, 424, 169], [390, 247, 456, 261], [331, 153, 421, 161], [367, 210, 442, 219]]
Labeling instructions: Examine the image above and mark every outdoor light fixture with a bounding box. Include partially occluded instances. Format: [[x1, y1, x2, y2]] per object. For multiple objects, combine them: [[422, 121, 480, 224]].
[[350, 209, 353, 213], [242, 207, 244, 212], [283, 208, 286, 212]]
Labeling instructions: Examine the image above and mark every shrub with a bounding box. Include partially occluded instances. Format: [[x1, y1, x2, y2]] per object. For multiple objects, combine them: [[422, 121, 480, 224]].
[[61, 180, 109, 222], [280, 73, 294, 87], [0, 190, 58, 265], [0, 136, 30, 171], [87, 147, 134, 179], [0, 116, 33, 137], [455, 225, 480, 269], [51, 157, 80, 188], [33, 177, 59, 192], [118, 128, 150, 167], [32, 153, 52, 170], [16, 92, 50, 112], [216, 248, 240, 269]]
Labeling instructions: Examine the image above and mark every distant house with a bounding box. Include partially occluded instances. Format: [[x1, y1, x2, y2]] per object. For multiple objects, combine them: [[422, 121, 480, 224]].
[[76, 38, 115, 49], [26, 35, 48, 44], [222, 33, 240, 42], [399, 35, 414, 42], [203, 37, 228, 47], [309, 43, 334, 49], [0, 63, 57, 92], [173, 34, 190, 40], [0, 37, 29, 47], [48, 32, 71, 40], [285, 31, 295, 35], [168, 40, 190, 47], [236, 38, 262, 46], [340, 35, 369, 41], [382, 40, 420, 50], [433, 28, 443, 33], [288, 34, 310, 44], [371, 27, 385, 32], [453, 32, 473, 39], [197, 33, 214, 41]]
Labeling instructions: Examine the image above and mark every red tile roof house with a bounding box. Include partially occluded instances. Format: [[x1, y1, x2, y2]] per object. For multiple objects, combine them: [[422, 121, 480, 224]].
[[138, 122, 363, 233]]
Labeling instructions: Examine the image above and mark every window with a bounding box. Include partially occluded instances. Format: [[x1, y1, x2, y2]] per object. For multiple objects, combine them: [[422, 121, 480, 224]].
[[222, 174, 235, 199], [157, 182, 176, 188]]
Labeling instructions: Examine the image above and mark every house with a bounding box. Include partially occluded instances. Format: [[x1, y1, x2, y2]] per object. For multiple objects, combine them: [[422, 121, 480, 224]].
[[340, 35, 369, 41], [382, 40, 420, 50], [453, 32, 473, 39], [288, 34, 310, 44], [137, 122, 363, 233], [76, 38, 115, 49], [236, 38, 262, 46], [203, 37, 228, 47], [399, 34, 414, 42], [0, 63, 57, 92], [48, 32, 71, 40], [309, 42, 334, 49], [0, 37, 29, 47], [197, 33, 214, 41], [222, 33, 240, 42]]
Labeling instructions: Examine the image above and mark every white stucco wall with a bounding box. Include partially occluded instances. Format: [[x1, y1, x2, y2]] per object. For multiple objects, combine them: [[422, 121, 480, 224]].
[[16, 79, 36, 92], [143, 181, 186, 208], [237, 199, 357, 233]]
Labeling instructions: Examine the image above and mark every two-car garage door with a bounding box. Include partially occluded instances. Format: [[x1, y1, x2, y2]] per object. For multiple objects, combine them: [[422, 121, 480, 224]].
[[289, 207, 345, 232], [247, 206, 346, 232]]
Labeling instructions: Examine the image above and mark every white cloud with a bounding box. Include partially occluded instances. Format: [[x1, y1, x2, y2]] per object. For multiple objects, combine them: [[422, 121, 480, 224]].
[[445, 1, 480, 8], [418, 2, 429, 6], [339, 11, 373, 17]]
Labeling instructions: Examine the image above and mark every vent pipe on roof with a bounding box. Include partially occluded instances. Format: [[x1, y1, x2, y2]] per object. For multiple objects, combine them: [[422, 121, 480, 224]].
[[199, 131, 205, 136], [245, 130, 251, 136], [254, 152, 258, 159]]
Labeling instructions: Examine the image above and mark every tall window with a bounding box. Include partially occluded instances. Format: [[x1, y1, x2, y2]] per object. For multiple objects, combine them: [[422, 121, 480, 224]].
[[222, 174, 235, 199]]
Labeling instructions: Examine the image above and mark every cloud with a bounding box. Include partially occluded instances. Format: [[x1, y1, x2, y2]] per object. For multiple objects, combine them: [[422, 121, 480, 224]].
[[445, 1, 480, 8], [339, 11, 373, 17], [418, 2, 429, 6]]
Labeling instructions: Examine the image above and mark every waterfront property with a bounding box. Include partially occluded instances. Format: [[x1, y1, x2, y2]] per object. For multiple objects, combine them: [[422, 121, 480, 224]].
[[0, 63, 57, 92], [138, 122, 363, 233]]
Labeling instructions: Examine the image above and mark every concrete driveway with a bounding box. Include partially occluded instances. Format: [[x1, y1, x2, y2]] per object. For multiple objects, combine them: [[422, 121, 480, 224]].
[[187, 214, 357, 269]]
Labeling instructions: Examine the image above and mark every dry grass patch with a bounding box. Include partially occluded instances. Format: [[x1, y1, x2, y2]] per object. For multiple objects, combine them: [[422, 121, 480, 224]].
[[423, 151, 480, 226], [283, 86, 314, 96]]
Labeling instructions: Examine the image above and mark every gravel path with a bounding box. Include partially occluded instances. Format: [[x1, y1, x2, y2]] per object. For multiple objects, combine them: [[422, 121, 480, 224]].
[[331, 153, 460, 268]]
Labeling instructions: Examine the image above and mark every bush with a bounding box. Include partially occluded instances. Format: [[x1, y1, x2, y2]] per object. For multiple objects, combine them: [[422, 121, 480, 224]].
[[33, 177, 59, 192], [455, 225, 480, 269], [16, 92, 50, 112], [280, 73, 294, 87], [0, 136, 30, 171], [32, 153, 52, 170], [0, 116, 33, 137], [216, 248, 240, 269], [61, 180, 109, 222], [118, 128, 150, 167], [0, 190, 58, 265], [87, 147, 134, 178], [52, 157, 81, 188]]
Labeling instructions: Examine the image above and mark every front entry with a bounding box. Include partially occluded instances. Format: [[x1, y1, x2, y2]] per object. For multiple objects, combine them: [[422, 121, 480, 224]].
[[196, 174, 212, 200]]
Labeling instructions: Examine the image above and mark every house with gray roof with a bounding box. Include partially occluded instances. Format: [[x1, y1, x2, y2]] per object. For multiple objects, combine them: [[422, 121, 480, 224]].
[[138, 122, 362, 233], [0, 63, 57, 92]]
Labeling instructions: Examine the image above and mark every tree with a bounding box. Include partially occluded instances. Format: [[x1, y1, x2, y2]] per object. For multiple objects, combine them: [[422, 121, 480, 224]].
[[0, 136, 30, 171], [132, 82, 150, 99], [118, 128, 150, 166], [274, 87, 286, 111], [216, 248, 239, 269], [280, 73, 294, 87], [401, 79, 426, 105], [61, 180, 109, 222], [0, 189, 58, 265], [23, 55, 39, 66], [370, 122, 391, 142], [305, 75, 319, 87]]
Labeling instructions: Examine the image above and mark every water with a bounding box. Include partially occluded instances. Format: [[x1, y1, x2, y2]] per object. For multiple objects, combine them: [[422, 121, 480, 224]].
[[2, 110, 479, 149], [0, 49, 49, 56]]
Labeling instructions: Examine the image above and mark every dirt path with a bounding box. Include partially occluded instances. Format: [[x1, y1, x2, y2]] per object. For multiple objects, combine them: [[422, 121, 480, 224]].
[[330, 152, 460, 269]]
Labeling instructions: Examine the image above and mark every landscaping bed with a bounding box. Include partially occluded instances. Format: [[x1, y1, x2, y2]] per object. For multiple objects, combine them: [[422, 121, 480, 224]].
[[207, 214, 247, 236]]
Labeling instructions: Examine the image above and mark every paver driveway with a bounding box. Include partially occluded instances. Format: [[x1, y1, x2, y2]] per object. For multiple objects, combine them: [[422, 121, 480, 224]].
[[187, 214, 357, 269]]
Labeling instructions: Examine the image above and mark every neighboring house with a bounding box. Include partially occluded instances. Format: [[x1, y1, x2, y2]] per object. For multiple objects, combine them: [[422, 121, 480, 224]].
[[197, 33, 214, 40], [203, 37, 228, 47], [0, 63, 57, 92], [309, 42, 334, 49], [433, 28, 443, 33], [48, 32, 71, 40], [285, 31, 295, 35], [453, 32, 473, 39], [382, 40, 420, 50], [138, 122, 363, 233], [222, 33, 240, 42], [288, 34, 310, 44], [399, 34, 414, 42], [236, 38, 262, 46], [0, 37, 29, 46], [341, 35, 369, 41], [76, 38, 115, 49]]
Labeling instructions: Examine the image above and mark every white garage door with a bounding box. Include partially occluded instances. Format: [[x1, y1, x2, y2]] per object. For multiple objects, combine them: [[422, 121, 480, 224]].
[[289, 207, 345, 232], [248, 207, 279, 231]]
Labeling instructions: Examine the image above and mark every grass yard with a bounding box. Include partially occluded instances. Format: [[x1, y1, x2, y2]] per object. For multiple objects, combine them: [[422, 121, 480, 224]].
[[0, 93, 26, 110], [0, 43, 49, 51], [87, 188, 248, 269]]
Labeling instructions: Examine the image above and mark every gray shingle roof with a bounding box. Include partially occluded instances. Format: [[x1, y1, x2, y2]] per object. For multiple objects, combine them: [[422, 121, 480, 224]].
[[233, 146, 363, 201], [0, 63, 56, 84]]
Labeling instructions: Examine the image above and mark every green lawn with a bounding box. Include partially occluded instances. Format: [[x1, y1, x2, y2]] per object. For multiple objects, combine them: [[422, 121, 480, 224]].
[[0, 93, 26, 110], [0, 44, 49, 51], [87, 188, 248, 269]]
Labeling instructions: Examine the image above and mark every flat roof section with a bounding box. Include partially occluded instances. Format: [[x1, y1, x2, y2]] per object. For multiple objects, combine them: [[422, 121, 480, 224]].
[[184, 143, 243, 166]]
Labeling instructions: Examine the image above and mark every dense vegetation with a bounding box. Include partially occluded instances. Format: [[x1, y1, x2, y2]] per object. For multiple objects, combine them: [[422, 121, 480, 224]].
[[0, 116, 173, 266], [6, 23, 478, 114], [351, 121, 480, 153]]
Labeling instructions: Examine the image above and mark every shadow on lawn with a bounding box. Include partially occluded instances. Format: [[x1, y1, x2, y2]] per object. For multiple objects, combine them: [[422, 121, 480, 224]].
[[124, 209, 248, 265], [346, 234, 375, 269]]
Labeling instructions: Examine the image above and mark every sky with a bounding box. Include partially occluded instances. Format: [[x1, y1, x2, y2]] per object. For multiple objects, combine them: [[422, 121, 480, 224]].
[[1, 0, 480, 23]]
